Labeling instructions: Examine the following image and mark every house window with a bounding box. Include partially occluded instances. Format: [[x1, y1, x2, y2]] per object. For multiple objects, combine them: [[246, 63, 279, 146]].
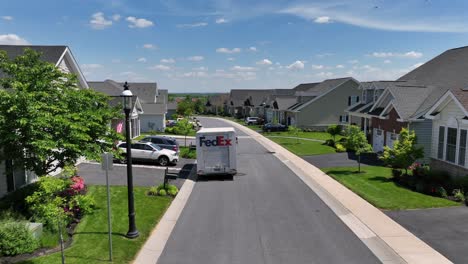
[[339, 115, 349, 123], [459, 129, 467, 166], [446, 127, 457, 163], [348, 95, 359, 106], [438, 126, 445, 159]]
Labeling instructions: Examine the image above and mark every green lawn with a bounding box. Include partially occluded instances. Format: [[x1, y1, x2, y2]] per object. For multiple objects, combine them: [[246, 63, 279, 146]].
[[23, 186, 172, 264], [323, 166, 460, 210], [266, 131, 343, 141], [269, 137, 337, 156]]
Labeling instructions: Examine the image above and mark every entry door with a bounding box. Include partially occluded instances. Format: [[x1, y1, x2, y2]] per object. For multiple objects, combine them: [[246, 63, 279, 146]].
[[373, 128, 384, 152]]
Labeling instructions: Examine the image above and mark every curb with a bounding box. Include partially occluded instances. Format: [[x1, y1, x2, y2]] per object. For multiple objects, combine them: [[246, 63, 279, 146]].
[[132, 165, 196, 264], [219, 117, 452, 264]]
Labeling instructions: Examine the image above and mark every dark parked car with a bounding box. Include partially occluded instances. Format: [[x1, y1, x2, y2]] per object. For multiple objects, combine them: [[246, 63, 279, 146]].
[[262, 123, 288, 132], [139, 135, 179, 153]]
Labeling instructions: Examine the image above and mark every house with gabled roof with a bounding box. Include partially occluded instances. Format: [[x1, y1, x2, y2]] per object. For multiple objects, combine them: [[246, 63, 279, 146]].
[[228, 89, 294, 119], [0, 45, 89, 198], [285, 77, 360, 130]]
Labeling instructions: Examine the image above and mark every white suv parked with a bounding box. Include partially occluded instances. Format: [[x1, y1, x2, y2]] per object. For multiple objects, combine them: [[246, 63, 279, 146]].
[[245, 117, 260, 125], [117, 142, 179, 166]]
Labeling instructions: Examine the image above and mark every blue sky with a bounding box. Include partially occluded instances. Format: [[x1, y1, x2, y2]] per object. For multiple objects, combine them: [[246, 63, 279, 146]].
[[1, 0, 468, 92]]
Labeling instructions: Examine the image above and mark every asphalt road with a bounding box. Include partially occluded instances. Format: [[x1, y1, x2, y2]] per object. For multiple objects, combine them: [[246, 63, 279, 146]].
[[77, 158, 195, 189], [157, 117, 379, 264], [386, 206, 467, 263]]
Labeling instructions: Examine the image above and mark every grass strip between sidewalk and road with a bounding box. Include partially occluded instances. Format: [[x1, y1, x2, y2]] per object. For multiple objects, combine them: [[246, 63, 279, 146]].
[[23, 186, 172, 264], [323, 166, 460, 210], [268, 137, 337, 156]]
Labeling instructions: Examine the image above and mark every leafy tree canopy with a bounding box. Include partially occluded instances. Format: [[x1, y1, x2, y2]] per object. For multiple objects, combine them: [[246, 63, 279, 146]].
[[0, 49, 122, 176], [380, 128, 424, 173]]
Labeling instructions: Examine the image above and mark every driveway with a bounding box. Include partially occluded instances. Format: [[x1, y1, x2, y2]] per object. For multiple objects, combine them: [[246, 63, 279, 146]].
[[303, 152, 383, 169], [77, 158, 195, 189], [157, 117, 380, 264], [386, 206, 467, 263]]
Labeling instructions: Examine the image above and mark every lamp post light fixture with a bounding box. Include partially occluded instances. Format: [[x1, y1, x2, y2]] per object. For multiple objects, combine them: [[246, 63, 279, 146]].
[[121, 81, 139, 239]]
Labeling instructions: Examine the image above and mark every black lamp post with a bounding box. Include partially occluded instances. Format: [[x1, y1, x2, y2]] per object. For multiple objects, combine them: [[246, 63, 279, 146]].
[[121, 82, 139, 239]]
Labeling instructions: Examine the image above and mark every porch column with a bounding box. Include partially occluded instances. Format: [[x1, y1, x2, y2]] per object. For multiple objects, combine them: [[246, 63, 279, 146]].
[[364, 118, 367, 133]]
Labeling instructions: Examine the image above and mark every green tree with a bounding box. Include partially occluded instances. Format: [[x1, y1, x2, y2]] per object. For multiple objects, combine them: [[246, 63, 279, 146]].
[[380, 128, 424, 175], [288, 126, 301, 143], [174, 119, 194, 146], [345, 125, 373, 172], [177, 99, 194, 117], [0, 49, 121, 176], [327, 125, 342, 141]]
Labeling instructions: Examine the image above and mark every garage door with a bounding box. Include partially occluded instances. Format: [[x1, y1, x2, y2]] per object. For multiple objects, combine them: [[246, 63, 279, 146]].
[[373, 128, 384, 152], [386, 132, 399, 149]]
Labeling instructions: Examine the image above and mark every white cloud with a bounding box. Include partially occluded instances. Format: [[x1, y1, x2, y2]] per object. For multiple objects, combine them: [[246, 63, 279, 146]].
[[177, 22, 208, 28], [112, 14, 121, 21], [286, 60, 305, 70], [192, 66, 208, 71], [403, 51, 423, 58], [371, 51, 423, 59], [316, 53, 333, 58], [0, 34, 29, 45], [137, 57, 147, 63], [81, 64, 103, 70], [281, 4, 468, 33], [160, 58, 175, 63], [314, 16, 331, 24], [216, 18, 228, 24], [412, 62, 424, 69], [2, 16, 13, 21], [384, 60, 392, 64], [316, 72, 334, 78], [348, 60, 359, 64], [143, 44, 156, 49], [216, 47, 241, 54], [183, 71, 208, 78], [149, 64, 171, 71], [126, 16, 154, 28], [249, 46, 257, 52], [312, 64, 324, 70], [256, 59, 272, 65], [336, 64, 345, 69], [227, 57, 235, 61], [231, 66, 257, 71], [187, 56, 204, 61], [90, 12, 112, 30]]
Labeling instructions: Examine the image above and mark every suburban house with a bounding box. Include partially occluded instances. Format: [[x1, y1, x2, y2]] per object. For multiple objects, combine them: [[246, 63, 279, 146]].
[[401, 45, 468, 174], [0, 45, 89, 198], [138, 87, 168, 133], [206, 93, 229, 115], [285, 77, 361, 130], [265, 94, 298, 124], [166, 101, 178, 119], [228, 89, 294, 119], [88, 80, 144, 138]]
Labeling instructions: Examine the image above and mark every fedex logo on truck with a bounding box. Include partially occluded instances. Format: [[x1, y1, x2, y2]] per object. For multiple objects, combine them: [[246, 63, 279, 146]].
[[199, 136, 232, 147]]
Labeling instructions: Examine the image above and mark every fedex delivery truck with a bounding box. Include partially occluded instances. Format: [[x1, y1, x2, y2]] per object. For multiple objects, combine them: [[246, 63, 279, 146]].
[[196, 127, 237, 176]]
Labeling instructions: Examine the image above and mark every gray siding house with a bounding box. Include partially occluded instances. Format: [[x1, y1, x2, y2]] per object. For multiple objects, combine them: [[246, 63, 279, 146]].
[[286, 78, 361, 130]]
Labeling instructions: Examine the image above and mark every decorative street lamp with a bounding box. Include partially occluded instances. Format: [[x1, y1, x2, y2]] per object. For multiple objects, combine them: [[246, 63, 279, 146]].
[[121, 81, 139, 239]]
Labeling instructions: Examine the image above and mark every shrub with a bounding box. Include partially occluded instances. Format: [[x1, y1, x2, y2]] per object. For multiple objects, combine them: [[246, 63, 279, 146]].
[[436, 186, 448, 198], [158, 189, 167, 196], [165, 127, 174, 134], [324, 139, 335, 147], [339, 137, 347, 143], [453, 189, 465, 202], [148, 186, 158, 196], [69, 194, 95, 216], [0, 221, 39, 256], [391, 169, 402, 181], [154, 184, 179, 196], [335, 143, 346, 153], [452, 175, 468, 192]]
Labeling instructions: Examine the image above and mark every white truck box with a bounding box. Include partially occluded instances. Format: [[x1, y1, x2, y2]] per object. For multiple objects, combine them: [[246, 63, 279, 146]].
[[196, 127, 237, 175]]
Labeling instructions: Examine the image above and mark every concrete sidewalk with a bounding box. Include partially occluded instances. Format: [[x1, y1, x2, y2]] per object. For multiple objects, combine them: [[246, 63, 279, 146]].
[[220, 117, 452, 264]]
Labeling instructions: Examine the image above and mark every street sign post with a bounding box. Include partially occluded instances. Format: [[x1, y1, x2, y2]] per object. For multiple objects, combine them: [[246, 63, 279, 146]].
[[101, 152, 113, 261]]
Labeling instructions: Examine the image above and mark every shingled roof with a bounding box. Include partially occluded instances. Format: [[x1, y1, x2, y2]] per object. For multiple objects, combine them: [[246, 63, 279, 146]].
[[0, 45, 67, 64]]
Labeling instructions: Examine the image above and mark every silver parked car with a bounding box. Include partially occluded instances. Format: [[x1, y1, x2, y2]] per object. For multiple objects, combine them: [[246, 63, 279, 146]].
[[117, 142, 179, 166]]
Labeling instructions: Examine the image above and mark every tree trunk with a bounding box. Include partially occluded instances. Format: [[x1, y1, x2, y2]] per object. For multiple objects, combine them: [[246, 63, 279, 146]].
[[358, 154, 361, 173]]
